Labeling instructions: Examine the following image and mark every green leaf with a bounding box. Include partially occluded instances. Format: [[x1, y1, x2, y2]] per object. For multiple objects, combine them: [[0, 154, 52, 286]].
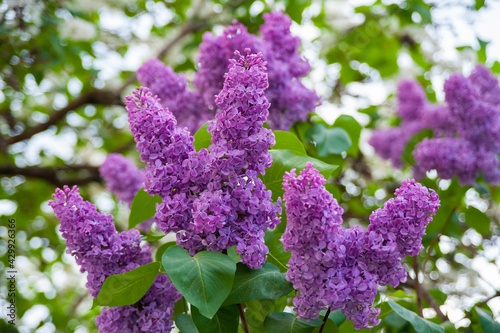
[[93, 262, 160, 308], [173, 297, 188, 321], [329, 309, 346, 327], [194, 122, 212, 151], [192, 305, 239, 333], [491, 61, 500, 74], [176, 314, 200, 333], [475, 0, 485, 10], [272, 130, 307, 155], [306, 124, 351, 156], [129, 189, 162, 229], [223, 262, 293, 306], [262, 150, 338, 201], [266, 233, 291, 273], [388, 301, 445, 333], [332, 115, 362, 157], [292, 121, 312, 142], [264, 312, 324, 333], [247, 298, 289, 333], [426, 204, 453, 235], [227, 246, 241, 263], [403, 129, 434, 165], [473, 307, 500, 332], [478, 38, 489, 63], [465, 206, 490, 234], [155, 241, 177, 263], [285, 0, 309, 23], [162, 246, 236, 318], [141, 231, 166, 241], [312, 318, 339, 333]]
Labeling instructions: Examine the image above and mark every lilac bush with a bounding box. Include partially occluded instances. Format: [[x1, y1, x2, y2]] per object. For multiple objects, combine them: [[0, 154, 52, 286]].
[[137, 11, 319, 131], [127, 50, 281, 269], [282, 163, 439, 329], [370, 65, 500, 184], [49, 186, 181, 332]]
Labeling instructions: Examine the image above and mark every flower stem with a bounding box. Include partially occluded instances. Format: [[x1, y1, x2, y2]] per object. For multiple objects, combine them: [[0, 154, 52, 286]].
[[238, 303, 250, 333], [318, 307, 331, 333]]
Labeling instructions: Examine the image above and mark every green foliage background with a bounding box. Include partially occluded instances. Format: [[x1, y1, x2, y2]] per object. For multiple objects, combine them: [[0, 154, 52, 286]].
[[1, 0, 499, 332]]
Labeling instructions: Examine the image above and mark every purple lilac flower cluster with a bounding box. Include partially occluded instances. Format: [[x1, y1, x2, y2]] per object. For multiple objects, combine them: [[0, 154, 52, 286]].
[[369, 79, 453, 168], [49, 186, 181, 332], [99, 153, 145, 207], [127, 50, 281, 269], [282, 163, 439, 329], [370, 65, 500, 184], [137, 11, 318, 131], [137, 58, 209, 133]]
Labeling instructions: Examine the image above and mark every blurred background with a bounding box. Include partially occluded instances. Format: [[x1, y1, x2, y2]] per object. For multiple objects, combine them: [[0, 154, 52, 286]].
[[1, 0, 500, 332]]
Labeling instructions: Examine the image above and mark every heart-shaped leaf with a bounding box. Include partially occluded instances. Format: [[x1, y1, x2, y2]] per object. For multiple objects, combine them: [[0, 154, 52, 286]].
[[306, 124, 351, 156], [192, 305, 239, 333], [129, 189, 162, 229], [162, 246, 236, 318], [465, 206, 490, 234], [388, 301, 444, 333], [473, 307, 500, 332], [262, 149, 338, 201], [265, 233, 291, 273], [333, 115, 362, 157], [93, 262, 159, 308], [264, 312, 324, 333], [176, 314, 199, 333], [193, 122, 212, 151], [272, 130, 307, 155], [223, 262, 293, 306]]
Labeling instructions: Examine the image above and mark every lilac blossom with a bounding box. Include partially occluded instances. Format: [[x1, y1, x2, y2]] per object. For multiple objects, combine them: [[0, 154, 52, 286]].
[[126, 87, 196, 198], [137, 12, 318, 131], [99, 153, 145, 207], [49, 186, 181, 332], [282, 163, 439, 329], [193, 11, 319, 130], [413, 138, 477, 184], [370, 64, 500, 184], [127, 51, 281, 269], [444, 72, 500, 152], [137, 58, 210, 133], [369, 122, 424, 168]]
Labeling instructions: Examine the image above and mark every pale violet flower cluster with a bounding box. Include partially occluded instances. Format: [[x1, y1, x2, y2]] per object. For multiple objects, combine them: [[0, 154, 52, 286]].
[[370, 65, 500, 184], [127, 50, 281, 269], [99, 153, 145, 207], [282, 163, 439, 329], [49, 186, 181, 332], [99, 153, 155, 232], [137, 11, 318, 131], [369, 79, 453, 168], [137, 58, 209, 133]]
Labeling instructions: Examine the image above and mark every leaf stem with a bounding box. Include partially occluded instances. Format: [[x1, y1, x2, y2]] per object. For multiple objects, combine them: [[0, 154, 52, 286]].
[[238, 303, 250, 333], [318, 306, 331, 333]]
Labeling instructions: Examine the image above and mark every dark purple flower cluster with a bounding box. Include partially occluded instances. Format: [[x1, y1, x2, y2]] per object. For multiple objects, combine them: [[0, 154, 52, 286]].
[[137, 11, 318, 131], [137, 58, 210, 133], [49, 186, 181, 332], [99, 153, 145, 207], [370, 65, 500, 184], [282, 163, 439, 329], [127, 51, 281, 269]]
